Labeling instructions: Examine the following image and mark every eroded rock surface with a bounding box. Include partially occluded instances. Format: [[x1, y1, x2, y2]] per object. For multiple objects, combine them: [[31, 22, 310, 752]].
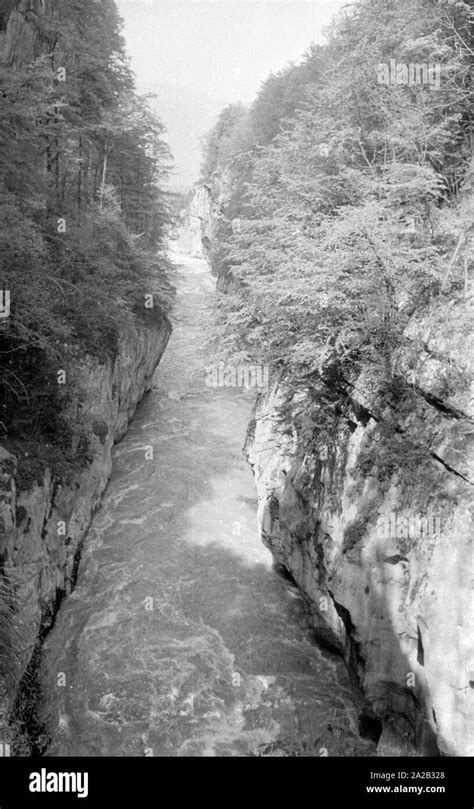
[[245, 313, 473, 756], [0, 316, 171, 736]]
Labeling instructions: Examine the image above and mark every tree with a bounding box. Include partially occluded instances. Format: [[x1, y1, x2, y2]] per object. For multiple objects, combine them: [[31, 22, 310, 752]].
[[0, 0, 174, 454], [203, 0, 472, 464]]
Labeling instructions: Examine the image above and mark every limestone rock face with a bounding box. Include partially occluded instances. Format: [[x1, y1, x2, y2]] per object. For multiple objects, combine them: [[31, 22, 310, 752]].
[[0, 1, 55, 69], [185, 170, 239, 294], [187, 184, 213, 258], [245, 312, 473, 757], [0, 316, 171, 725]]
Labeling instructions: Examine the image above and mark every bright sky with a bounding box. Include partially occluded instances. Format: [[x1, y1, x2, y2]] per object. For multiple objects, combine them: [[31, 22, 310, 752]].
[[116, 0, 352, 103]]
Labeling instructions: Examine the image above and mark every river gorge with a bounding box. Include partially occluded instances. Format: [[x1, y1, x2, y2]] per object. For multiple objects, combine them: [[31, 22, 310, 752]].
[[31, 251, 377, 757], [0, 0, 471, 770]]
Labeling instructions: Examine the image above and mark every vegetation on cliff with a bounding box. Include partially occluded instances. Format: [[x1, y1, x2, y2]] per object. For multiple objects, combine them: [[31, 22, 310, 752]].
[[202, 0, 472, 478], [0, 0, 174, 466]]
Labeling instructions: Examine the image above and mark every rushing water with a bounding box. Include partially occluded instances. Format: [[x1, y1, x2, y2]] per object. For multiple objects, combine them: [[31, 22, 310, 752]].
[[38, 252, 375, 757]]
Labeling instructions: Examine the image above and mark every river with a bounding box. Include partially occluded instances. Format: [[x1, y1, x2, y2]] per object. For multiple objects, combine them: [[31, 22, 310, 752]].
[[38, 251, 375, 757]]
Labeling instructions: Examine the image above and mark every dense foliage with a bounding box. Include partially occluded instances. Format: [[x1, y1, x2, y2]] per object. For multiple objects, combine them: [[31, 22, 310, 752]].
[[0, 0, 174, 456], [202, 0, 472, 466]]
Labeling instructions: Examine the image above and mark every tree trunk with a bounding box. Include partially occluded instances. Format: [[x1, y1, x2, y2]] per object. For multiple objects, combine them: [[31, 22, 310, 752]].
[[99, 141, 108, 212]]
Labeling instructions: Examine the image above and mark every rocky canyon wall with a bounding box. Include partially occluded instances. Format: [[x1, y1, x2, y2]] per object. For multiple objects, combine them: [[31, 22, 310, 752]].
[[0, 314, 171, 740], [245, 312, 473, 756], [1, 0, 61, 69], [191, 166, 474, 757], [0, 0, 173, 742], [184, 170, 241, 293], [185, 184, 213, 259]]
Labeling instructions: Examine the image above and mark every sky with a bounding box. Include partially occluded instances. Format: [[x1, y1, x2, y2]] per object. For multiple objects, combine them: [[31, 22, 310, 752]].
[[115, 0, 352, 104]]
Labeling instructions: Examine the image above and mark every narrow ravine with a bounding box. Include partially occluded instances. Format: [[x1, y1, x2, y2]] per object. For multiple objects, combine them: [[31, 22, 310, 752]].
[[37, 252, 375, 757]]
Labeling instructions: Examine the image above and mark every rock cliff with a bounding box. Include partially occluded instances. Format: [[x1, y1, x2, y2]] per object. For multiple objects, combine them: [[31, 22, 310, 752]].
[[189, 142, 474, 756], [0, 0, 57, 69], [186, 185, 214, 258], [0, 314, 171, 745], [245, 304, 473, 756], [185, 170, 241, 293], [0, 0, 174, 749]]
